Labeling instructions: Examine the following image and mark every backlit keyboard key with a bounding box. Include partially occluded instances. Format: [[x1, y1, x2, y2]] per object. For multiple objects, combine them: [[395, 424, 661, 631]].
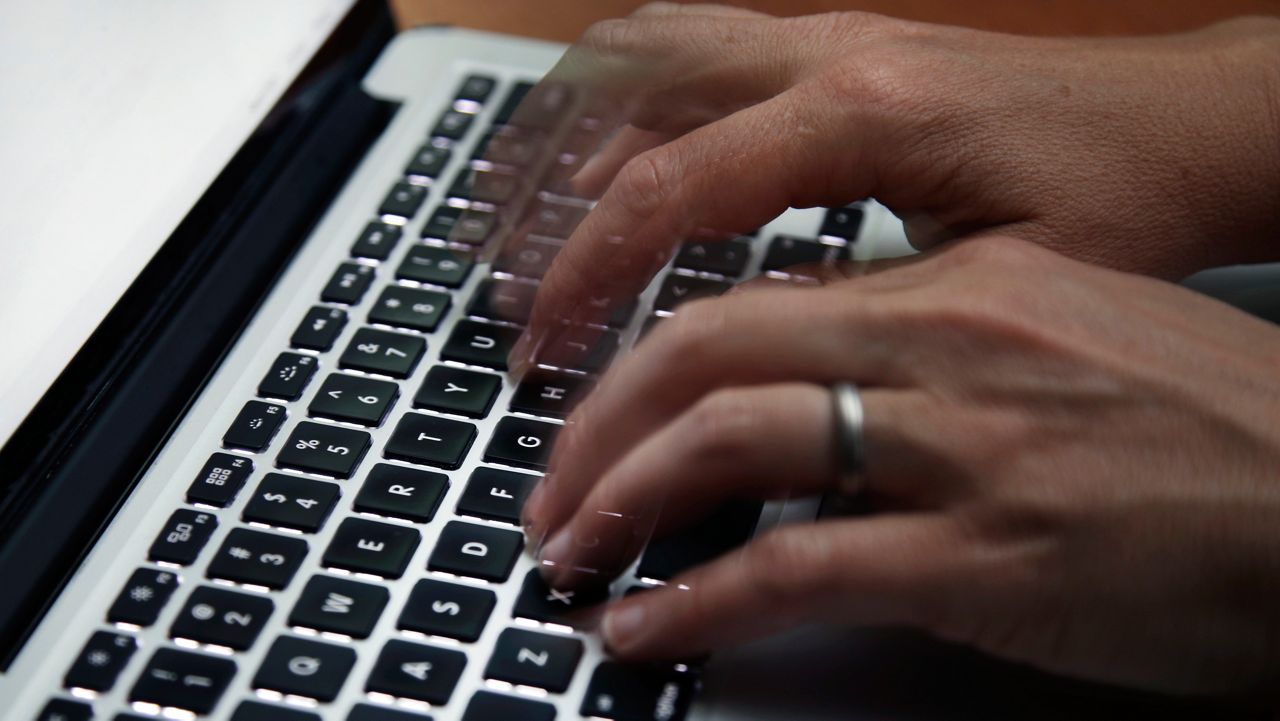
[[291, 306, 348, 352], [354, 464, 449, 523], [222, 401, 286, 452], [368, 285, 450, 333], [242, 473, 340, 532], [440, 320, 520, 370], [654, 274, 732, 313], [257, 352, 317, 401], [321, 262, 376, 305], [130, 648, 237, 714], [427, 521, 522, 582], [414, 366, 501, 418], [760, 235, 848, 272], [484, 627, 583, 692], [64, 631, 136, 691], [462, 691, 556, 721], [580, 662, 697, 721], [484, 416, 560, 471], [510, 370, 593, 418], [467, 278, 537, 325], [352, 220, 403, 261], [253, 636, 355, 702], [206, 528, 308, 589], [398, 578, 496, 642], [405, 144, 451, 179], [674, 237, 753, 277], [397, 244, 474, 288], [339, 327, 425, 379], [819, 205, 864, 239], [366, 639, 467, 705], [277, 421, 371, 479], [308, 373, 399, 427], [455, 466, 539, 524], [379, 181, 428, 218], [385, 412, 477, 470], [108, 568, 179, 626], [170, 586, 273, 650], [148, 509, 218, 565], [186, 452, 253, 508], [289, 575, 388, 638], [322, 517, 420, 579]]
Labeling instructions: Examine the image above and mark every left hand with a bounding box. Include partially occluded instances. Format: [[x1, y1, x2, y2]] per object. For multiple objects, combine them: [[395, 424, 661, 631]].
[[521, 236, 1280, 699]]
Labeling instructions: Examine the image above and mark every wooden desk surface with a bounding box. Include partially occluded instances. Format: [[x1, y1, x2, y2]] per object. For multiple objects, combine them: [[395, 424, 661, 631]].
[[391, 0, 1280, 40]]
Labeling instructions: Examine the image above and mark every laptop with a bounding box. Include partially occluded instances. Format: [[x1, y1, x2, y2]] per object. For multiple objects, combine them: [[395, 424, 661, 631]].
[[1, 2, 1265, 719]]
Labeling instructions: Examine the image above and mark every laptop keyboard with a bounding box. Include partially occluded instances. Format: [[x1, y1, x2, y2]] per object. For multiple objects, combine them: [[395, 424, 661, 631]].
[[36, 70, 871, 721]]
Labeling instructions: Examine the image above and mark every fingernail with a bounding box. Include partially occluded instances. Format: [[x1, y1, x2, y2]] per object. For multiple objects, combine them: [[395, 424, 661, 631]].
[[522, 483, 548, 542], [602, 602, 646, 652], [539, 528, 573, 567]]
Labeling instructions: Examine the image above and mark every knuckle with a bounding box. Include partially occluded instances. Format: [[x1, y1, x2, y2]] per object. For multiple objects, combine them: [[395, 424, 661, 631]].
[[747, 530, 828, 606], [611, 150, 674, 221], [683, 390, 760, 460], [940, 235, 1044, 270], [659, 297, 728, 360]]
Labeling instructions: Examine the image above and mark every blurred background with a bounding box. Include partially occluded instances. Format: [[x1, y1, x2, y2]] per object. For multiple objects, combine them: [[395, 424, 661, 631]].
[[390, 0, 1280, 39]]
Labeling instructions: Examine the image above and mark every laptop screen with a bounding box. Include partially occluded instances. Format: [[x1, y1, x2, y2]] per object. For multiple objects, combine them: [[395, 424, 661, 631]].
[[0, 0, 355, 448]]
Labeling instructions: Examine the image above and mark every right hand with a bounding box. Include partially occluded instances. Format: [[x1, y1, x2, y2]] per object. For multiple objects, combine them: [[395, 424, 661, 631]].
[[515, 5, 1280, 357]]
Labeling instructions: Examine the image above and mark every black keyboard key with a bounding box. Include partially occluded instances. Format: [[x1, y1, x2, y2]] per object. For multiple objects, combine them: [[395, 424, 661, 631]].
[[512, 569, 608, 627], [380, 181, 428, 218], [292, 306, 348, 352], [405, 144, 451, 179], [323, 517, 420, 578], [366, 640, 467, 705], [232, 700, 321, 721], [760, 235, 848, 272], [528, 198, 588, 238], [580, 662, 697, 721], [257, 352, 318, 401], [187, 453, 253, 508], [637, 501, 761, 581], [170, 586, 273, 650], [510, 371, 593, 419], [242, 473, 341, 532], [339, 327, 425, 379], [207, 528, 308, 589], [494, 82, 533, 125], [37, 699, 93, 721], [674, 237, 753, 277], [463, 691, 556, 721], [348, 704, 427, 721], [398, 578, 495, 642], [422, 206, 496, 245], [223, 401, 287, 452], [352, 221, 403, 261], [484, 416, 560, 471], [819, 205, 864, 239], [473, 128, 543, 167], [456, 466, 538, 524], [108, 567, 179, 626], [414, 366, 501, 418], [148, 509, 217, 565], [485, 627, 583, 692], [492, 235, 561, 278], [427, 521, 522, 582], [289, 575, 389, 638], [467, 278, 537, 325], [321, 262, 377, 305], [130, 648, 237, 714], [540, 326, 619, 373], [449, 168, 520, 205], [441, 320, 520, 370], [369, 285, 450, 333], [253, 636, 355, 702], [421, 205, 462, 239], [432, 109, 474, 140], [384, 413, 476, 470], [277, 421, 371, 479], [309, 373, 399, 427], [654, 274, 732, 313], [64, 631, 136, 691], [397, 245, 474, 288], [456, 74, 496, 103], [354, 464, 449, 523]]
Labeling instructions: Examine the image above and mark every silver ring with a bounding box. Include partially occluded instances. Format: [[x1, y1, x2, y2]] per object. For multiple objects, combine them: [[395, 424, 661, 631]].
[[831, 382, 868, 497]]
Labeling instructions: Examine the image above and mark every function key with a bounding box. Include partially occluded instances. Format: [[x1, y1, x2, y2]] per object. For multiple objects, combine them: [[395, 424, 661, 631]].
[[462, 691, 556, 721], [484, 627, 583, 692], [512, 568, 608, 627], [456, 74, 496, 103], [64, 630, 137, 691], [760, 235, 848, 272], [440, 320, 520, 370], [130, 648, 237, 714], [819, 205, 864, 240], [257, 352, 318, 401], [354, 464, 449, 523], [242, 473, 340, 533], [397, 244, 475, 288], [322, 517, 420, 579], [398, 578, 496, 642], [654, 274, 732, 313], [338, 327, 426, 379], [384, 413, 477, 470], [186, 452, 253, 508], [291, 306, 348, 352], [206, 528, 308, 590], [414, 365, 501, 418], [484, 416, 560, 471], [427, 521, 523, 583], [289, 575, 389, 639], [36, 699, 93, 721], [368, 285, 451, 333], [580, 662, 697, 721], [366, 639, 467, 705], [253, 636, 356, 702], [231, 700, 321, 721], [320, 262, 377, 305], [379, 181, 429, 218], [170, 585, 273, 650], [222, 400, 287, 452], [405, 144, 451, 180], [277, 421, 371, 479], [309, 373, 399, 427], [432, 108, 474, 140], [148, 509, 218, 565], [352, 221, 403, 261], [456, 466, 539, 524], [538, 326, 619, 373], [510, 370, 593, 419], [674, 237, 753, 277], [467, 278, 537, 325], [108, 567, 180, 626]]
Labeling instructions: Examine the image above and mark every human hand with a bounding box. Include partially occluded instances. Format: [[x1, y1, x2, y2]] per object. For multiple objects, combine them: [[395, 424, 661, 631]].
[[523, 236, 1280, 699], [512, 4, 1280, 362]]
